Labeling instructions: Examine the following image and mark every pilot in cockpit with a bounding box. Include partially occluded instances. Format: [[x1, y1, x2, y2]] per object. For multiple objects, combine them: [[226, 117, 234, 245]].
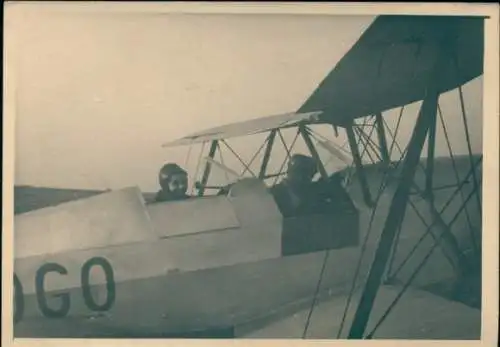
[[270, 154, 318, 217], [155, 163, 190, 203]]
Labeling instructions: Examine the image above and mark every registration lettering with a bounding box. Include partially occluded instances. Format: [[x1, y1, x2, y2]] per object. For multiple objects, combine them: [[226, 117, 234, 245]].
[[36, 263, 70, 318], [14, 257, 116, 323], [81, 257, 116, 311]]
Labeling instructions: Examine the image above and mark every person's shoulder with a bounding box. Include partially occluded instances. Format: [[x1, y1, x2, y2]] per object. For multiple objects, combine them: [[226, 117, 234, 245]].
[[270, 182, 290, 201], [154, 190, 163, 201], [270, 182, 286, 193], [155, 190, 172, 202]]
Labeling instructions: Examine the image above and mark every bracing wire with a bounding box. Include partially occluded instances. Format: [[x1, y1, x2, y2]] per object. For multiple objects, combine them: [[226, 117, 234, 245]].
[[448, 180, 482, 230], [308, 132, 336, 169], [388, 106, 405, 159], [336, 118, 374, 187], [304, 117, 395, 339], [451, 47, 482, 215], [308, 128, 352, 157], [272, 129, 300, 186], [308, 135, 353, 179], [339, 119, 378, 189], [357, 38, 433, 338], [387, 156, 483, 281], [406, 197, 458, 270], [221, 140, 257, 178], [366, 234, 443, 338], [302, 250, 331, 338], [365, 177, 481, 338], [358, 118, 378, 164], [303, 110, 432, 338], [239, 138, 269, 177], [386, 221, 404, 281], [355, 128, 377, 164], [386, 224, 429, 282], [457, 84, 482, 214], [340, 108, 442, 336], [277, 129, 293, 160], [356, 126, 383, 163], [388, 161, 482, 281], [383, 116, 427, 181], [353, 119, 370, 158], [336, 145, 410, 338], [438, 104, 479, 256]]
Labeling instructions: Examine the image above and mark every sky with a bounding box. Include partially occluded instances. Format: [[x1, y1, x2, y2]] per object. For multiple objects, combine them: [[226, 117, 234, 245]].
[[9, 6, 483, 193]]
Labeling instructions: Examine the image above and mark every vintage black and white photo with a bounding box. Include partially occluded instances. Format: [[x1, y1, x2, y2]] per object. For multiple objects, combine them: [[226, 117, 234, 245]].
[[4, 2, 497, 342]]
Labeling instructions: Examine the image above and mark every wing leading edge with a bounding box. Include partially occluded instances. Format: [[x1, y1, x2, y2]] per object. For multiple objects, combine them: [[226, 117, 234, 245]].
[[162, 111, 322, 147]]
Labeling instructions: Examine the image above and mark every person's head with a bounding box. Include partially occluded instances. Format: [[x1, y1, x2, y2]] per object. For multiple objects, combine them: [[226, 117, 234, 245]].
[[159, 163, 188, 198], [286, 154, 317, 187]]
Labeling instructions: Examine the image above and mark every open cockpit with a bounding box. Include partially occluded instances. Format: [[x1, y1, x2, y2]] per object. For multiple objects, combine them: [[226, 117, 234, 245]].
[[148, 171, 360, 257]]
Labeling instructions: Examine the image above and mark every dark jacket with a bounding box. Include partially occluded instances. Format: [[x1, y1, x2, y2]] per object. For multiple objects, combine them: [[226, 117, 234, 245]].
[[270, 176, 354, 217], [270, 180, 316, 217]]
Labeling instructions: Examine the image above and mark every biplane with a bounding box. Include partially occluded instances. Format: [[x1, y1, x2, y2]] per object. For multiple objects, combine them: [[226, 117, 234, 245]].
[[12, 15, 484, 339]]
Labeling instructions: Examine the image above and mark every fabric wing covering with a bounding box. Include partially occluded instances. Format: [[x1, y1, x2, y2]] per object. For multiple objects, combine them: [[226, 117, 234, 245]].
[[163, 15, 484, 147], [298, 15, 484, 124]]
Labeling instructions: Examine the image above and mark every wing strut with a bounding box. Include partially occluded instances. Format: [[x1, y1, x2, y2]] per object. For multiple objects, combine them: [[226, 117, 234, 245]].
[[375, 113, 390, 165], [258, 130, 277, 179], [347, 40, 447, 338], [346, 122, 374, 207], [424, 104, 438, 201], [197, 140, 218, 196], [299, 125, 328, 180]]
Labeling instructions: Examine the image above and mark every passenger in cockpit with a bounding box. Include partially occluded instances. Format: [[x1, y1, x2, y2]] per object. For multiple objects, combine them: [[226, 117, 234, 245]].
[[270, 154, 318, 217], [155, 163, 190, 203]]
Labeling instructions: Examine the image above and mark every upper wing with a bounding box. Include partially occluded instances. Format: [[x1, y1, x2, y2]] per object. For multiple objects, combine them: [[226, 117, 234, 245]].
[[162, 111, 323, 147], [163, 16, 484, 148], [298, 15, 484, 124]]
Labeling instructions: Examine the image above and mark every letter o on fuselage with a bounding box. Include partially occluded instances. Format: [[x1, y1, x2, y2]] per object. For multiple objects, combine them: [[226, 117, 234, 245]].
[[81, 257, 116, 311]]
